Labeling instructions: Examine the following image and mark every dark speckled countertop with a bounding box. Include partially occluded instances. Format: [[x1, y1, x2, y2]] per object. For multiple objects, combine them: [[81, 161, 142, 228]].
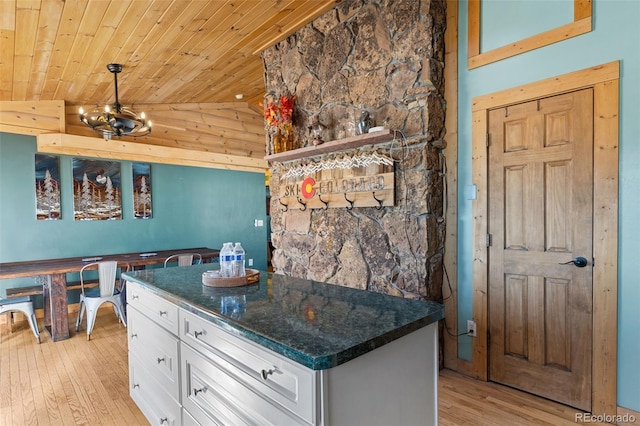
[[122, 263, 444, 371]]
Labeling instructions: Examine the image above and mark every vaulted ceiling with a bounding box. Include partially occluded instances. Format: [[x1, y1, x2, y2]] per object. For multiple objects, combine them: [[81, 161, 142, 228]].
[[1, 0, 340, 107], [0, 1, 341, 169]]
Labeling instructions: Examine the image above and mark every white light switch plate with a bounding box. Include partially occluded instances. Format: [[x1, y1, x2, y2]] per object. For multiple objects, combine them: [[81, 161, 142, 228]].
[[466, 184, 477, 200]]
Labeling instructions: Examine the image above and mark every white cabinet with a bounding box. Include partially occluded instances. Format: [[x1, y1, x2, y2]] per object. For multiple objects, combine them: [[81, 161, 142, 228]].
[[319, 323, 438, 426], [180, 308, 318, 425], [182, 343, 308, 425], [127, 280, 180, 335], [126, 280, 439, 426], [128, 307, 180, 401], [127, 281, 182, 425], [130, 354, 181, 426]]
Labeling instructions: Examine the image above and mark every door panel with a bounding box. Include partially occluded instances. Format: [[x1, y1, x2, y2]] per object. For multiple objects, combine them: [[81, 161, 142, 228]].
[[488, 89, 593, 411]]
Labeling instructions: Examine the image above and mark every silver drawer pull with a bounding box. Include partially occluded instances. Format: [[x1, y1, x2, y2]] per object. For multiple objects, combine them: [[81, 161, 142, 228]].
[[130, 333, 137, 339], [159, 310, 167, 316], [159, 417, 168, 425], [133, 383, 140, 389], [131, 294, 139, 300], [157, 357, 165, 364], [193, 387, 207, 396], [193, 330, 203, 338], [261, 368, 276, 380]]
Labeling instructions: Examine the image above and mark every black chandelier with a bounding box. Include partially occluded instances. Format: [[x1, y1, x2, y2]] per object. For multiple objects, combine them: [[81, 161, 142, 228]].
[[79, 64, 151, 140]]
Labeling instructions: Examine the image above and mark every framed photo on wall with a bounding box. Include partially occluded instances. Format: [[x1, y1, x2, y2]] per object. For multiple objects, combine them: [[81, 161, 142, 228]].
[[72, 158, 122, 220], [132, 163, 152, 219], [35, 154, 61, 220]]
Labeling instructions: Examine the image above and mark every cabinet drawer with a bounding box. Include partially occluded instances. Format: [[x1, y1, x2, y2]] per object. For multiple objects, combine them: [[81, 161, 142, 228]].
[[182, 343, 307, 426], [180, 309, 317, 424], [182, 408, 201, 426], [128, 306, 180, 401], [129, 354, 181, 426], [127, 281, 179, 335]]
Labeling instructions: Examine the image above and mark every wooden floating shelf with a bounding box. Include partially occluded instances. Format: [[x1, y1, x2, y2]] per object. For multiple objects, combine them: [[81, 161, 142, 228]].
[[264, 129, 395, 163]]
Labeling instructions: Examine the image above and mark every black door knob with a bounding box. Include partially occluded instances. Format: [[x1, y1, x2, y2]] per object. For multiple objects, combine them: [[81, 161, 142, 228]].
[[559, 256, 588, 268]]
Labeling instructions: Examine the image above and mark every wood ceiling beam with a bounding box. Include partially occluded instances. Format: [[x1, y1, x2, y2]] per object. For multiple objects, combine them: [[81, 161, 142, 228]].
[[0, 100, 66, 135], [37, 133, 266, 173], [1, 100, 267, 172]]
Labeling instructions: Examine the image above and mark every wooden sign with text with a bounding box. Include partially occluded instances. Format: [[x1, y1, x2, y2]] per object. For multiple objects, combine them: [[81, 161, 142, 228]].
[[278, 163, 394, 210]]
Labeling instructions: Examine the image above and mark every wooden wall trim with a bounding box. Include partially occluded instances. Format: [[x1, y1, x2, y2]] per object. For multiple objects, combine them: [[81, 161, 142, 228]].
[[617, 407, 640, 426], [591, 78, 619, 415], [443, 0, 459, 370], [472, 62, 619, 111], [37, 133, 267, 173], [467, 0, 592, 69], [0, 100, 65, 134], [470, 108, 488, 381], [470, 61, 619, 414]]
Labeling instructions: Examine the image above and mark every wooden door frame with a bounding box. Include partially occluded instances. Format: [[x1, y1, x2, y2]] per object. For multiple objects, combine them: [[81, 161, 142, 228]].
[[470, 62, 619, 416]]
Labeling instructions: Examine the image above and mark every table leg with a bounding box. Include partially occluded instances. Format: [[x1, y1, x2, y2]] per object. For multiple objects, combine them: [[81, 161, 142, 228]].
[[41, 276, 51, 330], [44, 273, 70, 341]]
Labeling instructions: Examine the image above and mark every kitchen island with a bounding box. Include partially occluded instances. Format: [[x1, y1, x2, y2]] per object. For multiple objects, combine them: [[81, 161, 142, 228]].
[[123, 263, 444, 426]]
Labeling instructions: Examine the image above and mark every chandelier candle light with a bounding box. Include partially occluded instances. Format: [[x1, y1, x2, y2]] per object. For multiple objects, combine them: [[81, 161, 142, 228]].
[[79, 64, 151, 141]]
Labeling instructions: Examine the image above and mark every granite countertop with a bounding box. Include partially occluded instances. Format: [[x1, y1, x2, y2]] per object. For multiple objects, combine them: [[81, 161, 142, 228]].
[[122, 263, 444, 370]]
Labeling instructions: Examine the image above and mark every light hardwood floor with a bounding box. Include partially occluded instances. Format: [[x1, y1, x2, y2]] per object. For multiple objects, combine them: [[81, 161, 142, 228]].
[[0, 309, 146, 426], [1, 311, 607, 426]]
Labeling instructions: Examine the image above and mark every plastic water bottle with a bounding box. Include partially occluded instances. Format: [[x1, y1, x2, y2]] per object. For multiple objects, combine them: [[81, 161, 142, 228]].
[[232, 242, 246, 277], [219, 242, 234, 277]]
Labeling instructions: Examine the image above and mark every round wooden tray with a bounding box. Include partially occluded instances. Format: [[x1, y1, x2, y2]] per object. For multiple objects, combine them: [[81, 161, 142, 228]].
[[202, 269, 260, 287]]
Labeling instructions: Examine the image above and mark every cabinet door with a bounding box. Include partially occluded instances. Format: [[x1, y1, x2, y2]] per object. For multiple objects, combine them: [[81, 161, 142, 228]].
[[128, 306, 180, 400], [130, 354, 181, 426], [181, 343, 309, 426]]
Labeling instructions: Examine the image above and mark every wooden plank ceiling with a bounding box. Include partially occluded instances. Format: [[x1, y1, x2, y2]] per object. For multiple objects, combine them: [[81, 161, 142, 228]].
[[0, 0, 341, 162]]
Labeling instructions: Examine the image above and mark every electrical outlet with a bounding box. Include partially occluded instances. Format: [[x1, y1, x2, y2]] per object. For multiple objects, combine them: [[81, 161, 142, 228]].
[[248, 259, 253, 266], [466, 320, 477, 337]]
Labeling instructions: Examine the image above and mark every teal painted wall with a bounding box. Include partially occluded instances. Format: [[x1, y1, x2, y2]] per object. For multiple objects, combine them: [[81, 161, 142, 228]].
[[456, 0, 640, 411], [0, 133, 269, 303]]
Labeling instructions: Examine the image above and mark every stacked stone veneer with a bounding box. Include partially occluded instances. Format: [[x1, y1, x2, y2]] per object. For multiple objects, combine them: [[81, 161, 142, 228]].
[[263, 0, 446, 303]]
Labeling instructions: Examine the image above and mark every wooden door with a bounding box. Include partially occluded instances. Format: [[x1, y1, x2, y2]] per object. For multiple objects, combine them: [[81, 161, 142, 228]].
[[487, 89, 594, 411]]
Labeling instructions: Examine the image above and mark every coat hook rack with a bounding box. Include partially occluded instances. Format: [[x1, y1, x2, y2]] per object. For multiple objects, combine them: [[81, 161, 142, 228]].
[[297, 197, 307, 211], [372, 192, 384, 210], [344, 193, 354, 210], [318, 193, 329, 210], [279, 199, 288, 212]]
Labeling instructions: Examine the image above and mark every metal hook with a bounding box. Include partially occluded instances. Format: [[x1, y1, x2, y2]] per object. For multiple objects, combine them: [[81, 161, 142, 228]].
[[372, 192, 384, 210], [317, 193, 329, 210], [297, 197, 307, 211], [344, 193, 354, 210], [279, 199, 288, 212]]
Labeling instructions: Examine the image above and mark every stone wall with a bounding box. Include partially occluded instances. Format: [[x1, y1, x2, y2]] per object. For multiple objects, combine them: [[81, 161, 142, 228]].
[[263, 0, 447, 304]]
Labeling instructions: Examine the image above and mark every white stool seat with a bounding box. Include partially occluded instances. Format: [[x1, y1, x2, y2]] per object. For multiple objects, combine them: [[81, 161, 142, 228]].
[[0, 296, 40, 343]]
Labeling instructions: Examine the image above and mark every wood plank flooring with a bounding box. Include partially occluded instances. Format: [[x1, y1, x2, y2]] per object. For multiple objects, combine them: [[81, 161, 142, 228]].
[[1, 311, 608, 425], [439, 369, 607, 425], [0, 309, 146, 426]]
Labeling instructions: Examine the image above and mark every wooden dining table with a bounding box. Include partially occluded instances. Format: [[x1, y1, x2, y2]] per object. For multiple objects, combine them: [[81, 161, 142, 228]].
[[0, 247, 219, 341]]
